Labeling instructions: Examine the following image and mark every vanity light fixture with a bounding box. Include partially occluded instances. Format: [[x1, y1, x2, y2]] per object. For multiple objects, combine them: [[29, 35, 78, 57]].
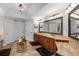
[[65, 3, 78, 13], [71, 13, 79, 18]]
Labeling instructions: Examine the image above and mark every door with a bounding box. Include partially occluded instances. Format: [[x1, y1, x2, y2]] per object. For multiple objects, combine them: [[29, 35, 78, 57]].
[[4, 20, 14, 45], [25, 21, 34, 41], [14, 21, 25, 40]]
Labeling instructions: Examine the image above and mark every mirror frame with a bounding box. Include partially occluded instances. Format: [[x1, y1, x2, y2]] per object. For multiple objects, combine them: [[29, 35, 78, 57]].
[[39, 17, 63, 35], [68, 5, 79, 40]]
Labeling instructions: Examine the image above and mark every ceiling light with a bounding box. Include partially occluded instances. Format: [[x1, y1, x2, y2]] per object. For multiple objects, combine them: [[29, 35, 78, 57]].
[[48, 17, 53, 20], [16, 4, 24, 12], [65, 7, 72, 13]]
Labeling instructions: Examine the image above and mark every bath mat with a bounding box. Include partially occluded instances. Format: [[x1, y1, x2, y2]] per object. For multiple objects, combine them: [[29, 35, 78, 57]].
[[36, 47, 62, 56], [30, 41, 39, 46], [0, 48, 11, 56]]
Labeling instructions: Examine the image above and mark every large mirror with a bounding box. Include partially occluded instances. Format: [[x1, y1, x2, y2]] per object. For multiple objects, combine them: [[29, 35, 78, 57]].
[[39, 17, 63, 35], [69, 5, 79, 39]]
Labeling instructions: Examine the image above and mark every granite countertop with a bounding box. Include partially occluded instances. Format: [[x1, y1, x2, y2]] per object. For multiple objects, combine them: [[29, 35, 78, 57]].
[[35, 32, 79, 56], [56, 42, 79, 56], [35, 32, 69, 42]]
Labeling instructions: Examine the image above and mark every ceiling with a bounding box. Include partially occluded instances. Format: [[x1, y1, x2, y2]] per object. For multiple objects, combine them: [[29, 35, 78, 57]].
[[0, 3, 46, 19], [0, 3, 69, 21], [33, 3, 69, 19]]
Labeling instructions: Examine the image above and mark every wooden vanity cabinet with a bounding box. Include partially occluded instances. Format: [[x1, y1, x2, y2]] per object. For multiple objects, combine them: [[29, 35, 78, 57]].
[[34, 33, 57, 55]]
